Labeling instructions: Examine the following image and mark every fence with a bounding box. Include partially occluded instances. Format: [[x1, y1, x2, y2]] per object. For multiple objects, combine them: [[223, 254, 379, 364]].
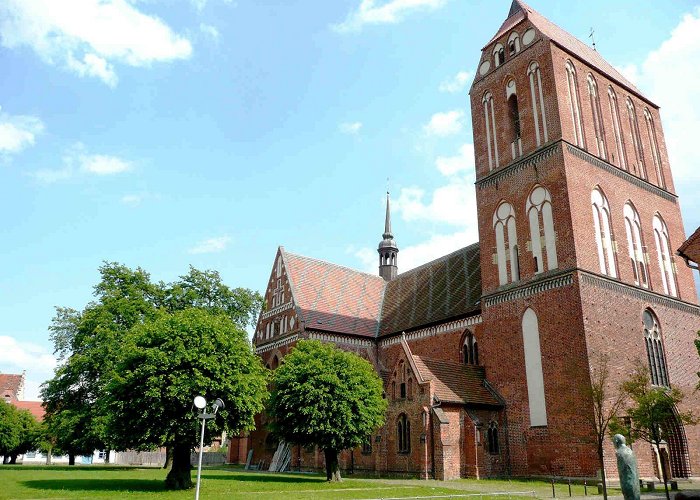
[[114, 451, 225, 467]]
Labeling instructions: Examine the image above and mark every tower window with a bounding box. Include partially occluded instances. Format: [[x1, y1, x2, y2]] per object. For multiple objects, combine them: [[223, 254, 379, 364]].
[[522, 308, 547, 426], [526, 185, 557, 273], [644, 108, 665, 188], [643, 309, 669, 387], [591, 188, 617, 277], [507, 32, 520, 55], [623, 202, 649, 288], [565, 61, 585, 148], [462, 330, 478, 365], [482, 92, 499, 170], [493, 202, 519, 285], [652, 214, 677, 297], [626, 98, 646, 179], [493, 43, 505, 67], [587, 74, 607, 159], [528, 62, 548, 146], [608, 87, 627, 170]]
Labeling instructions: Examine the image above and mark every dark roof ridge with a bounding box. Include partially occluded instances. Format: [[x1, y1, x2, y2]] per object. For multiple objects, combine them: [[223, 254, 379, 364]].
[[396, 242, 479, 278]]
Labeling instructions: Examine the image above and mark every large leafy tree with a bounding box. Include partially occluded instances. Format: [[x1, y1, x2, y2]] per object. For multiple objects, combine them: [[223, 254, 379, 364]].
[[269, 340, 387, 481], [4, 408, 41, 464], [0, 402, 20, 463], [107, 308, 268, 490], [614, 364, 696, 500]]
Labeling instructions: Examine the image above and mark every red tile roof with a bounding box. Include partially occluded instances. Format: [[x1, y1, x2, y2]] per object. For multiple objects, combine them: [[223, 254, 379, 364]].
[[484, 0, 644, 102], [0, 373, 24, 401], [379, 244, 481, 336], [412, 356, 501, 407], [678, 226, 700, 267], [12, 401, 45, 421], [283, 250, 387, 338]]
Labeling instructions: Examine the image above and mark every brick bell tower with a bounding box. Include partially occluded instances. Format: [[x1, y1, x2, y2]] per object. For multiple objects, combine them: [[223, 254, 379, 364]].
[[470, 0, 700, 479]]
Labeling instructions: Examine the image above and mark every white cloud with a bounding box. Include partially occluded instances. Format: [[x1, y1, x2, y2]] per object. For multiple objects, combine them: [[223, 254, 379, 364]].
[[191, 0, 208, 12], [0, 0, 193, 86], [121, 193, 146, 206], [619, 7, 700, 222], [188, 235, 231, 254], [200, 23, 220, 40], [0, 107, 44, 153], [332, 0, 447, 33], [339, 121, 363, 135], [439, 70, 471, 93], [0, 335, 57, 399], [423, 110, 464, 137], [30, 143, 132, 183], [435, 143, 474, 176]]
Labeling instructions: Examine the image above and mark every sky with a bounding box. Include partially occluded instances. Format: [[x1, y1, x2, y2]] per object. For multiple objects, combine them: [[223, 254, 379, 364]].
[[2, 0, 700, 400]]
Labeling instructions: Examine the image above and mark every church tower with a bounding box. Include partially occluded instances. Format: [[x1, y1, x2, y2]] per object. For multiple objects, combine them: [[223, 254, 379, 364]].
[[378, 192, 399, 281], [470, 0, 699, 479]]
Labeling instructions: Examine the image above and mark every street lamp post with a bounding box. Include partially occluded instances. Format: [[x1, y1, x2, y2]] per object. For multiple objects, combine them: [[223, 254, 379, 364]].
[[193, 396, 224, 500]]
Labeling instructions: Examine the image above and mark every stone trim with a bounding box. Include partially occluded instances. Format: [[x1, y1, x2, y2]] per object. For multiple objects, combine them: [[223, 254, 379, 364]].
[[379, 315, 483, 347], [476, 142, 560, 189], [483, 272, 574, 306], [261, 301, 294, 320], [566, 144, 677, 203], [255, 334, 299, 354], [579, 271, 700, 315], [307, 331, 374, 348]]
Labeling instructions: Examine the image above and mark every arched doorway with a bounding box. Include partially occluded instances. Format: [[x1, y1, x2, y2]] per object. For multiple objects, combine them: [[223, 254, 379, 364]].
[[663, 409, 691, 478]]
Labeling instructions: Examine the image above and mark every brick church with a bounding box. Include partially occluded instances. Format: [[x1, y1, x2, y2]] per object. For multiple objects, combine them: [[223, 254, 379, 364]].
[[238, 0, 700, 481]]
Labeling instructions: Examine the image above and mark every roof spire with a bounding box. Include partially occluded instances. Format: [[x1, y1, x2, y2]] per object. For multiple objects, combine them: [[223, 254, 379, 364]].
[[378, 191, 398, 281]]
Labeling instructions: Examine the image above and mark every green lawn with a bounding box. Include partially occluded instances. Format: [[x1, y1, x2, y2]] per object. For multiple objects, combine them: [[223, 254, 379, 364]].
[[0, 465, 544, 500]]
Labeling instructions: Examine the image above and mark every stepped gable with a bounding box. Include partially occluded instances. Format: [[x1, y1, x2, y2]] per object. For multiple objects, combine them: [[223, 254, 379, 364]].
[[412, 356, 501, 407], [283, 251, 386, 338], [485, 0, 643, 100], [379, 243, 481, 336]]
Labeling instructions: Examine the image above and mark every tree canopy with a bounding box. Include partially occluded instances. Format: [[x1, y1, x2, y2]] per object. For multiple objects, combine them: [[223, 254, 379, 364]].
[[41, 262, 266, 488], [268, 340, 387, 481], [0, 403, 41, 464]]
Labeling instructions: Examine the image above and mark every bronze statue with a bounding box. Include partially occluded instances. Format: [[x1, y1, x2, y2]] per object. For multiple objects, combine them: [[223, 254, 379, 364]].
[[613, 434, 641, 500]]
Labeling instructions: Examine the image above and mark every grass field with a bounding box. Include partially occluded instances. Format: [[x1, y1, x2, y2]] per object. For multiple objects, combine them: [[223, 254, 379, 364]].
[[0, 465, 617, 500]]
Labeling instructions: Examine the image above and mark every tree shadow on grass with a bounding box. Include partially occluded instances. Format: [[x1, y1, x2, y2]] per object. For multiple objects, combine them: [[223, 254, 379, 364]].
[[22, 479, 166, 493], [8, 465, 158, 472], [201, 472, 321, 484]]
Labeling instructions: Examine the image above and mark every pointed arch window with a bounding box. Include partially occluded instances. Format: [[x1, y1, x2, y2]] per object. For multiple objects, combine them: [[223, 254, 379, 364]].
[[644, 108, 666, 188], [591, 188, 617, 277], [463, 330, 479, 365], [493, 43, 505, 67], [487, 421, 500, 454], [652, 214, 677, 297], [565, 61, 585, 148], [528, 62, 548, 147], [643, 309, 669, 387], [483, 92, 499, 170], [508, 32, 520, 55], [608, 87, 627, 170], [527, 185, 557, 273], [623, 202, 649, 288], [587, 74, 607, 159], [397, 413, 411, 453], [506, 80, 522, 159], [626, 98, 646, 179], [493, 202, 520, 285]]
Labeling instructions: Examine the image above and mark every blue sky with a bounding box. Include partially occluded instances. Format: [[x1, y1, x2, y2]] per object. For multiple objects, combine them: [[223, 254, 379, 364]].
[[2, 0, 700, 399]]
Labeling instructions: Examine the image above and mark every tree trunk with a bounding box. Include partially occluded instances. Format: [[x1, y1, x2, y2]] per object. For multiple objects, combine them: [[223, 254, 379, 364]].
[[2, 456, 8, 464], [324, 448, 342, 482], [163, 446, 173, 469], [657, 444, 670, 500], [9, 454, 17, 464], [68, 453, 75, 466], [165, 444, 193, 490], [104, 449, 110, 464], [45, 447, 52, 465], [597, 443, 608, 500]]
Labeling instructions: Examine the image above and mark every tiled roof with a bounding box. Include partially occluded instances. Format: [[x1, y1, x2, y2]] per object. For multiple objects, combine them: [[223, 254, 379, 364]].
[[0, 373, 24, 401], [486, 0, 644, 101], [283, 250, 387, 338], [412, 356, 501, 407], [13, 401, 45, 421], [678, 226, 700, 266], [379, 243, 481, 336]]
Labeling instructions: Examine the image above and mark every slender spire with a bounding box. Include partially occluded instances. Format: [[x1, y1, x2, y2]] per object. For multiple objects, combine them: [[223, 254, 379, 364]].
[[383, 191, 393, 238], [378, 191, 398, 281]]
